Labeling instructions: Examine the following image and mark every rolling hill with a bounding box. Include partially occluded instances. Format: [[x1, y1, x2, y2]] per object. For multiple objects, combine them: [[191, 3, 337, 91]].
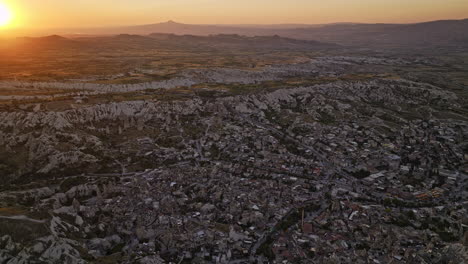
[[98, 19, 468, 48]]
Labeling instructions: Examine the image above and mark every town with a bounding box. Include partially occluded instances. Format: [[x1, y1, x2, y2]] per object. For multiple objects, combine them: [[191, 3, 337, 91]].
[[0, 53, 467, 263]]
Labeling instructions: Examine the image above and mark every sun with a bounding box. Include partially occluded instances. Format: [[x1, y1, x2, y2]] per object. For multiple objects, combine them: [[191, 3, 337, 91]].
[[0, 3, 12, 27]]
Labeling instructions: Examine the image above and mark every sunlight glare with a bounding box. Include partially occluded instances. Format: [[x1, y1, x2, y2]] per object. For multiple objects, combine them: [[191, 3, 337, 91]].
[[0, 3, 12, 27]]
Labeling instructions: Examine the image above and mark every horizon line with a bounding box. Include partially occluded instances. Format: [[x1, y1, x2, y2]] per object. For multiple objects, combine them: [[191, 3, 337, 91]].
[[3, 17, 468, 31]]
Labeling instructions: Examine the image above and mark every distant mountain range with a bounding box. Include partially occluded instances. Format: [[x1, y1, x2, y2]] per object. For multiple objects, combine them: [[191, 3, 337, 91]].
[[108, 20, 361, 36], [4, 19, 468, 49], [280, 19, 468, 48], [0, 33, 338, 52]]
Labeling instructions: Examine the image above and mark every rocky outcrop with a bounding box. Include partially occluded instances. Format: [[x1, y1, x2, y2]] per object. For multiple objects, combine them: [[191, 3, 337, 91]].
[[0, 77, 458, 182]]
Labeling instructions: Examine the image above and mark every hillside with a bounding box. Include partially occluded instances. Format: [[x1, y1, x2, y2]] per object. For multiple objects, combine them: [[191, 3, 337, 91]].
[[99, 19, 468, 48]]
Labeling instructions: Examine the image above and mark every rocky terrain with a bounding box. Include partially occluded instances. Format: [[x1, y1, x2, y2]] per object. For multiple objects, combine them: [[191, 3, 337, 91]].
[[0, 56, 467, 263]]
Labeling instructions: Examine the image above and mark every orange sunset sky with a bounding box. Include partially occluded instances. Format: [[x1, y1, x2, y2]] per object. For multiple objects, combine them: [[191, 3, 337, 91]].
[[1, 0, 468, 29]]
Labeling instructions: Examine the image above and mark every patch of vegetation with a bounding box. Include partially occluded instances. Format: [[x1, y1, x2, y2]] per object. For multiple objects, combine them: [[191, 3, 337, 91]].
[[257, 235, 275, 260], [277, 210, 300, 231], [350, 169, 370, 179], [0, 207, 27, 216], [0, 219, 49, 246], [391, 215, 412, 227], [317, 111, 336, 125], [92, 253, 123, 264], [109, 243, 126, 254]]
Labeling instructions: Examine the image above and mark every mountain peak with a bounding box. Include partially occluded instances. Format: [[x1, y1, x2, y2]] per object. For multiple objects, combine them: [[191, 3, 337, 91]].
[[165, 20, 180, 25], [43, 35, 69, 40]]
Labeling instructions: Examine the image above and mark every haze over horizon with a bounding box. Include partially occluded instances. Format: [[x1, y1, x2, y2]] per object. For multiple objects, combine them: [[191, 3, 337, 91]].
[[1, 0, 468, 31]]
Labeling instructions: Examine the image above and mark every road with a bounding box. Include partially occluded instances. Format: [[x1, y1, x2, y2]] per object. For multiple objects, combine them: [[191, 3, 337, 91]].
[[0, 215, 46, 223]]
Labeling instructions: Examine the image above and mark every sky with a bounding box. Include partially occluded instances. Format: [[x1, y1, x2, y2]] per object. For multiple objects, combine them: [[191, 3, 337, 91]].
[[2, 0, 468, 29]]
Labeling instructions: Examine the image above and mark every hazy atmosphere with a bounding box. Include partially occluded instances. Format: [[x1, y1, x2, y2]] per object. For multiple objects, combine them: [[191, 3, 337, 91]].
[[3, 0, 468, 29]]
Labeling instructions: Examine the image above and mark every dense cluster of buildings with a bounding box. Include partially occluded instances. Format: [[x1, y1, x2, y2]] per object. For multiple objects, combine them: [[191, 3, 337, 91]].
[[0, 56, 467, 263]]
